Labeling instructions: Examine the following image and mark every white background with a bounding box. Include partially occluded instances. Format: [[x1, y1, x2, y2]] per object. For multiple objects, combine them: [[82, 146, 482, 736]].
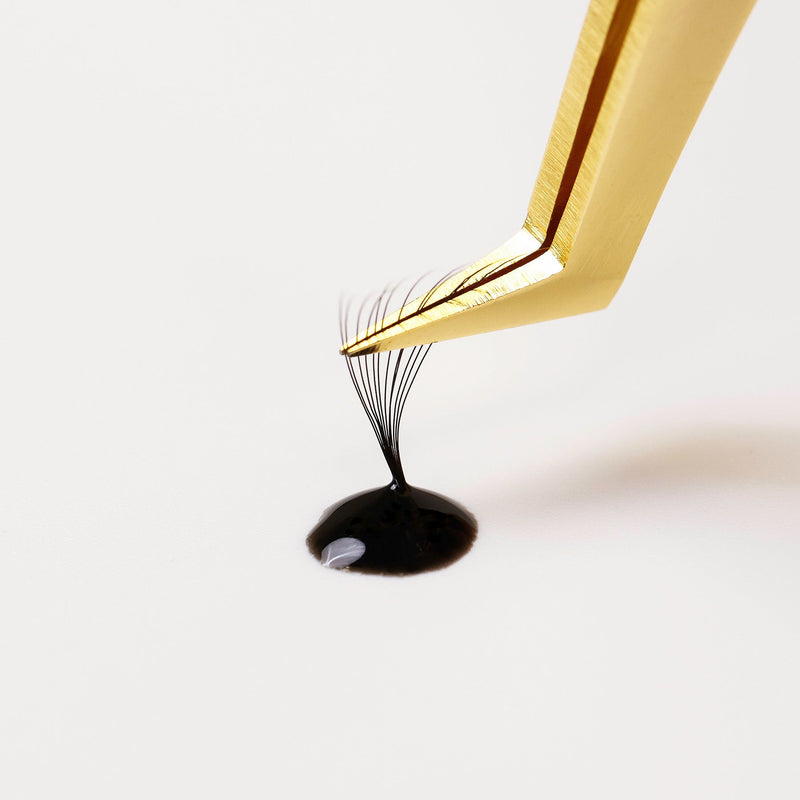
[[1, 1, 799, 797]]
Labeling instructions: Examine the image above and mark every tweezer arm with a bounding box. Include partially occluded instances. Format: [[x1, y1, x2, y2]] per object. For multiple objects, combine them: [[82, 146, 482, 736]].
[[343, 0, 755, 357]]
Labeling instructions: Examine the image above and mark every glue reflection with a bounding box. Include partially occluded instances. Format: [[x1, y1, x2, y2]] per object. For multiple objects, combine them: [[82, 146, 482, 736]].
[[320, 537, 367, 569]]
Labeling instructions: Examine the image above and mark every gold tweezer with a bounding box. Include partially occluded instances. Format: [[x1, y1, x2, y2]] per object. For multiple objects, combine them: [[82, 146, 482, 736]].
[[342, 0, 756, 357]]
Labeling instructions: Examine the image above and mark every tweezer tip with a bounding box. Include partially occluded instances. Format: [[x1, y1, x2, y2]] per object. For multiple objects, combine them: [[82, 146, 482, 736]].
[[340, 341, 380, 358]]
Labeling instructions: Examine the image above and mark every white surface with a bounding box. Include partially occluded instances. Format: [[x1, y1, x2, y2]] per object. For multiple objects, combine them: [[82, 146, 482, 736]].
[[1, 1, 799, 798]]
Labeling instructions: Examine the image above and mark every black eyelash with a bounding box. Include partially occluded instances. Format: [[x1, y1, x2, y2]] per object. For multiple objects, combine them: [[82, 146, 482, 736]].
[[340, 280, 433, 491]]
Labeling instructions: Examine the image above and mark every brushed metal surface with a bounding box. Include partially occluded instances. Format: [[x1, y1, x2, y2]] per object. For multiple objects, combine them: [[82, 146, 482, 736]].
[[343, 0, 756, 356]]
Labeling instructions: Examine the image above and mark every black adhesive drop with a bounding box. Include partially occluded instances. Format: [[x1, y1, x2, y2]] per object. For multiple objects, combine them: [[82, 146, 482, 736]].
[[307, 482, 477, 576]]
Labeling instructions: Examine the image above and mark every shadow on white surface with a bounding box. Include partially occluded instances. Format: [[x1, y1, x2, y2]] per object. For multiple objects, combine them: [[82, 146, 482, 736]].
[[493, 425, 800, 515]]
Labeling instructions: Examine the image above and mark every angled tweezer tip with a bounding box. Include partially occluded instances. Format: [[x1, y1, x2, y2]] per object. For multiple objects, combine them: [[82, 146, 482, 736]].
[[341, 0, 756, 359]]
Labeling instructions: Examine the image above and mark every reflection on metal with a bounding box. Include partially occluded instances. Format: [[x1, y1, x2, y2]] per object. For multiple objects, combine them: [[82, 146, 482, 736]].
[[342, 0, 756, 357]]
